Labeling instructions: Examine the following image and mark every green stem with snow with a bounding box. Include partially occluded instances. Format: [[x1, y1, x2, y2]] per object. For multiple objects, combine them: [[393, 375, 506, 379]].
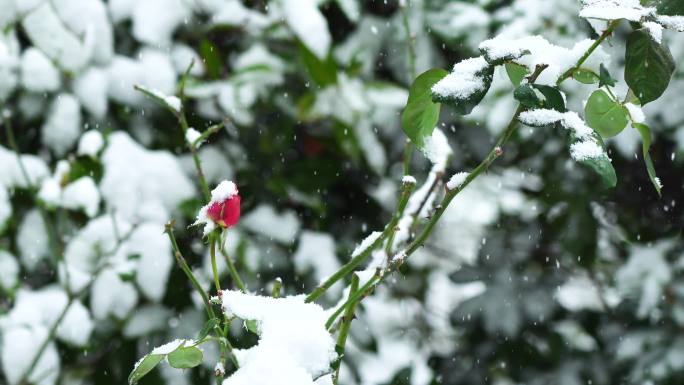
[[331, 274, 360, 385], [557, 20, 619, 85]]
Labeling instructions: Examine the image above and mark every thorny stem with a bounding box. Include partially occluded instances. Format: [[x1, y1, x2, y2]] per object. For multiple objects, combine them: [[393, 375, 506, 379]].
[[326, 271, 380, 329], [332, 274, 360, 385], [219, 231, 247, 293], [305, 225, 391, 303], [409, 170, 444, 232], [209, 233, 222, 293], [166, 222, 216, 319], [405, 64, 546, 258], [167, 224, 239, 370], [557, 20, 619, 85], [384, 179, 417, 254], [323, 65, 549, 330]]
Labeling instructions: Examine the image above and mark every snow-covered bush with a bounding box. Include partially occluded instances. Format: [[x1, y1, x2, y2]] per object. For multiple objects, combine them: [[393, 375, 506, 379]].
[[2, 0, 684, 384]]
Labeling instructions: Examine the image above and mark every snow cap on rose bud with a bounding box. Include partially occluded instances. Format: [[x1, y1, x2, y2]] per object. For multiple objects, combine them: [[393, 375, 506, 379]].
[[194, 180, 240, 236]]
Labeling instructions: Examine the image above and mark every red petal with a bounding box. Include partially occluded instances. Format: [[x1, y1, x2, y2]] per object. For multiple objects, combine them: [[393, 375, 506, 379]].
[[206, 195, 241, 228]]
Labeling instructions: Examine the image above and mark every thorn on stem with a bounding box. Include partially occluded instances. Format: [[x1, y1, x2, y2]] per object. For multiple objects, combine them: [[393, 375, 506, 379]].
[[495, 146, 503, 156]]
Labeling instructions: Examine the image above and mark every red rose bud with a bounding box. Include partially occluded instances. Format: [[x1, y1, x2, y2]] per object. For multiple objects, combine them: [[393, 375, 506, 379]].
[[206, 194, 240, 228], [194, 181, 240, 235]]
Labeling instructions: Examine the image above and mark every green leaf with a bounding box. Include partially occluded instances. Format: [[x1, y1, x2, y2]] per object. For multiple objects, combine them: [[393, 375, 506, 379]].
[[505, 63, 529, 86], [296, 91, 317, 121], [178, 197, 204, 219], [625, 29, 675, 105], [118, 271, 136, 282], [513, 84, 540, 108], [401, 68, 448, 149], [598, 63, 616, 88], [633, 123, 662, 195], [432, 65, 494, 115], [573, 68, 599, 84], [199, 39, 221, 80], [567, 129, 617, 188], [167, 346, 203, 369], [585, 90, 629, 138], [514, 84, 566, 111], [532, 84, 566, 112], [300, 43, 337, 86], [245, 319, 259, 334], [654, 0, 684, 16], [579, 154, 618, 188], [196, 318, 219, 342], [624, 88, 641, 105], [128, 354, 164, 384], [66, 156, 103, 184]]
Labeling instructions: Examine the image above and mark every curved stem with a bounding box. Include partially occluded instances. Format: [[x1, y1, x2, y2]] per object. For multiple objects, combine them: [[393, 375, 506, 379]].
[[326, 272, 379, 329], [166, 223, 216, 319], [325, 65, 550, 327], [305, 230, 388, 303], [384, 179, 416, 254], [219, 235, 247, 293], [557, 20, 619, 85], [404, 64, 550, 256]]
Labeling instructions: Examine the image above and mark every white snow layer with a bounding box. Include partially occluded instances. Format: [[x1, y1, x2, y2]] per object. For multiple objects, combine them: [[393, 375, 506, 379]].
[[556, 275, 605, 311], [100, 132, 194, 223], [61, 213, 173, 303], [579, 0, 654, 22], [0, 144, 49, 232], [0, 250, 18, 290], [625, 103, 645, 124], [0, 286, 95, 385], [479, 35, 607, 85], [16, 209, 49, 271], [42, 94, 82, 155], [282, 0, 331, 60], [21, 3, 91, 72], [20, 48, 60, 92], [74, 68, 109, 118], [352, 231, 383, 258], [77, 130, 105, 157], [432, 56, 489, 100], [107, 50, 176, 106], [241, 205, 301, 244], [293, 231, 340, 288], [39, 175, 101, 218], [185, 128, 202, 146], [131, 0, 192, 47], [446, 172, 469, 190], [221, 291, 337, 385], [422, 129, 453, 173], [519, 109, 609, 161]]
